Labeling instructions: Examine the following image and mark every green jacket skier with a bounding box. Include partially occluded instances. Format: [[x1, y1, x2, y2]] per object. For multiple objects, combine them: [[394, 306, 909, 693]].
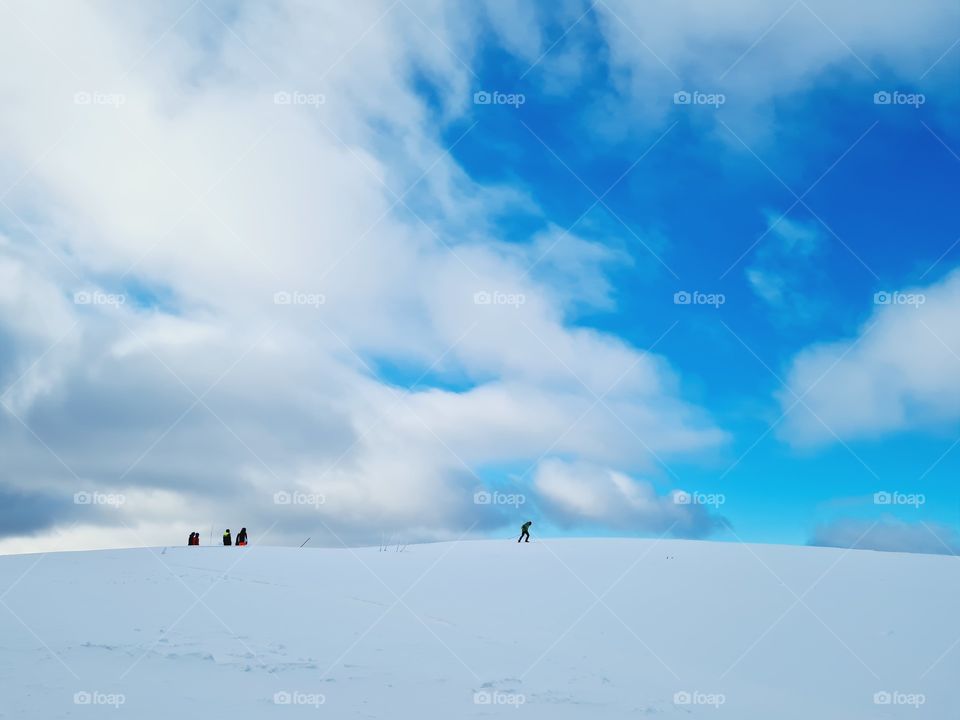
[[518, 521, 532, 543]]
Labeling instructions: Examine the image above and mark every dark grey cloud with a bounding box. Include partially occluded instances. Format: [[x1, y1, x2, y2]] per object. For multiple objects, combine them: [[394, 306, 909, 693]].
[[0, 487, 74, 539]]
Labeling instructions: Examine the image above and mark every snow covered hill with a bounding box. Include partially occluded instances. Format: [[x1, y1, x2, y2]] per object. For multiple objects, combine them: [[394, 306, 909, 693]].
[[0, 538, 956, 718]]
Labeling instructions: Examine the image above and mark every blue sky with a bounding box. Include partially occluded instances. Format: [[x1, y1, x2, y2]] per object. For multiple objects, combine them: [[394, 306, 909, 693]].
[[0, 0, 958, 554], [437, 10, 960, 547]]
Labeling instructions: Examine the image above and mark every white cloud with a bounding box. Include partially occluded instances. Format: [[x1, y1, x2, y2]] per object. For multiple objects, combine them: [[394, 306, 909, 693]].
[[810, 517, 959, 555], [0, 1, 726, 551], [778, 269, 960, 445], [480, 0, 544, 62], [746, 214, 823, 318], [584, 0, 960, 139], [533, 458, 727, 537]]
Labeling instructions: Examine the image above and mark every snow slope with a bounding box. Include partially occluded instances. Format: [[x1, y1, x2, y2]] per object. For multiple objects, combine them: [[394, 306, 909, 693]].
[[0, 538, 956, 719]]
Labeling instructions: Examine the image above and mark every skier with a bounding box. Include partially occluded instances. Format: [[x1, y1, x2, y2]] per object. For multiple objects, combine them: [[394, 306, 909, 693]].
[[191, 532, 200, 546], [223, 529, 232, 546], [518, 521, 532, 543], [187, 532, 195, 546], [236, 527, 248, 546]]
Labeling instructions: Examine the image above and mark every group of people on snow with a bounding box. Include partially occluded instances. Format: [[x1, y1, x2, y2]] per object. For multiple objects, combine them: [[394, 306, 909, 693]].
[[224, 528, 248, 546], [189, 523, 530, 546], [186, 527, 248, 546]]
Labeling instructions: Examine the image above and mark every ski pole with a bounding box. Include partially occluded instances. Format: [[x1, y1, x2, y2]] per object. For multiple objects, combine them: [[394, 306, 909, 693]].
[[299, 537, 311, 548]]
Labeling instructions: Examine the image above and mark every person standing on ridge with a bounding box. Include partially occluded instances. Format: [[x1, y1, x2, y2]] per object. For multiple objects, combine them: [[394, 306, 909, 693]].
[[236, 527, 248, 546], [187, 532, 195, 546], [518, 521, 532, 543], [223, 529, 232, 546]]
